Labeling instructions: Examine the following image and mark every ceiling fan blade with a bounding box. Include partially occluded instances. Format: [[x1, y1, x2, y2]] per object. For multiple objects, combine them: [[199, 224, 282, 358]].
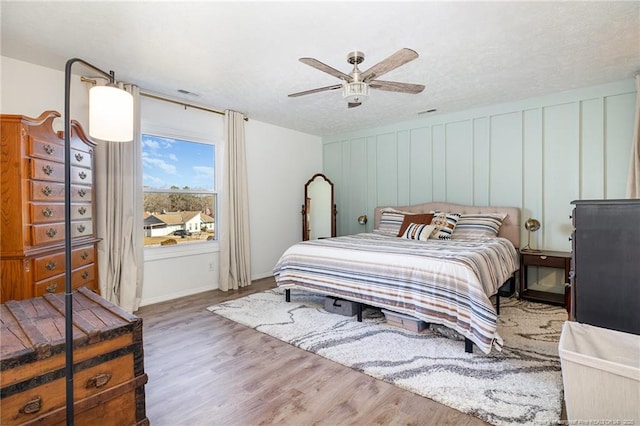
[[299, 58, 352, 82], [369, 80, 425, 94], [288, 84, 343, 98], [360, 48, 419, 82], [348, 102, 362, 109]]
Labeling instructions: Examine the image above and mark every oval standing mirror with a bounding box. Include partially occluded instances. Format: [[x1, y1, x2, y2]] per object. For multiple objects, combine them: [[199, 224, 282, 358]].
[[302, 173, 336, 240]]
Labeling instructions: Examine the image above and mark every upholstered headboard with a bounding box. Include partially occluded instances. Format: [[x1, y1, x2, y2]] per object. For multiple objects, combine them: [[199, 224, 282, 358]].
[[373, 202, 521, 248]]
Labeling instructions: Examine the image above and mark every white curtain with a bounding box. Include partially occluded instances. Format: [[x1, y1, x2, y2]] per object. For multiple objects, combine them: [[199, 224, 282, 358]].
[[627, 74, 640, 198], [219, 110, 252, 291], [95, 84, 144, 312]]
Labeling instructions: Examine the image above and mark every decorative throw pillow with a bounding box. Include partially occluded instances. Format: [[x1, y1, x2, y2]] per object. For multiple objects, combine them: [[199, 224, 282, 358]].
[[453, 213, 507, 239], [429, 212, 461, 240], [378, 208, 411, 236], [401, 223, 435, 241], [396, 213, 434, 237]]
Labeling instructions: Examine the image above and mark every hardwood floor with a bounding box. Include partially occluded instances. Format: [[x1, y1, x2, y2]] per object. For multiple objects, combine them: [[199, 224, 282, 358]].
[[135, 277, 489, 425]]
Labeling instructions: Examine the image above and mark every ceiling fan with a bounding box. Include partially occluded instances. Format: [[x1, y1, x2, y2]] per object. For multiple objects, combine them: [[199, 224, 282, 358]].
[[288, 48, 425, 108]]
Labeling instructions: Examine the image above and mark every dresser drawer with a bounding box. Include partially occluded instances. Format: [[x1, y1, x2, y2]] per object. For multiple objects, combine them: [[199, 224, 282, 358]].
[[30, 181, 65, 201], [30, 182, 92, 202], [71, 184, 92, 202], [71, 165, 92, 185], [32, 245, 95, 282], [72, 220, 93, 238], [28, 136, 64, 162], [30, 158, 64, 182], [33, 270, 97, 297], [72, 245, 95, 268], [30, 203, 64, 224], [70, 148, 92, 168], [33, 274, 65, 296], [522, 253, 568, 269], [30, 203, 92, 224], [32, 223, 65, 245], [33, 252, 66, 281], [72, 264, 95, 287]]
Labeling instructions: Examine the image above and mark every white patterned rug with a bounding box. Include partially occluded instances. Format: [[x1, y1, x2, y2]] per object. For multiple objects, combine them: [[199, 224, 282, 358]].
[[208, 288, 565, 425]]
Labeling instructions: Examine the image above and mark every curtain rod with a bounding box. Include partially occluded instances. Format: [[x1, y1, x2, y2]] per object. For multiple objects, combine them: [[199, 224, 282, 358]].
[[80, 77, 247, 120], [140, 91, 248, 121]]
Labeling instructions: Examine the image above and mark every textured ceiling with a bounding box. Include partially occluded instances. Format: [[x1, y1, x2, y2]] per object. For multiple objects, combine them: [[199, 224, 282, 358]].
[[1, 1, 639, 137]]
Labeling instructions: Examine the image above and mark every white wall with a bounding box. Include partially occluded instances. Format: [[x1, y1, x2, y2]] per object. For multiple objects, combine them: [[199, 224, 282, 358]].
[[245, 120, 323, 278], [2, 56, 322, 306], [1, 56, 89, 128]]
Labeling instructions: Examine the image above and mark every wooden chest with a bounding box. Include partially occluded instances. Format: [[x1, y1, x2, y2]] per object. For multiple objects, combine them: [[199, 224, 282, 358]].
[[0, 287, 148, 425]]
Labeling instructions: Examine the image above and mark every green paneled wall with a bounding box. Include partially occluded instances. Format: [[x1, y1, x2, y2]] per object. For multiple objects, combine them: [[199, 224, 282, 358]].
[[323, 79, 636, 252]]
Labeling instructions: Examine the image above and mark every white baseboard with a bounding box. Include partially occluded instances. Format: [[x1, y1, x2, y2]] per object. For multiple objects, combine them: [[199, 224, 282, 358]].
[[139, 283, 219, 307]]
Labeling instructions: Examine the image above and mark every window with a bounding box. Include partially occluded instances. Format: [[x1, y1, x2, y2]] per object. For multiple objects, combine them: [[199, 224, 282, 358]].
[[142, 134, 217, 247]]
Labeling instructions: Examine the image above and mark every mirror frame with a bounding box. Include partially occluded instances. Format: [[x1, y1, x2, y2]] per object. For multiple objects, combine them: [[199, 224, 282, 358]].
[[301, 173, 337, 240]]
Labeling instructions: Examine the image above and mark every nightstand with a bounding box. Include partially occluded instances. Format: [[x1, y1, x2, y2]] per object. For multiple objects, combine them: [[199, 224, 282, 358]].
[[519, 250, 570, 306]]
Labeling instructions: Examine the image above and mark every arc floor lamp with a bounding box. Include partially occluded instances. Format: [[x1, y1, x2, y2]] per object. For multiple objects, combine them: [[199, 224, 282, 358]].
[[64, 58, 133, 424]]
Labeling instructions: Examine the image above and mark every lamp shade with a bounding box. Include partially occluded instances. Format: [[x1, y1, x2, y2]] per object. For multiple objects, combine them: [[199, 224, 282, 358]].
[[342, 82, 369, 104], [89, 85, 134, 141]]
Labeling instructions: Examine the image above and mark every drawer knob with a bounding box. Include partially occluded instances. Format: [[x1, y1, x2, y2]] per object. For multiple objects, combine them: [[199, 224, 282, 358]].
[[82, 271, 89, 280], [42, 207, 54, 218], [45, 260, 57, 271], [41, 186, 52, 196], [78, 171, 87, 180], [78, 189, 87, 198], [81, 251, 89, 260], [46, 228, 57, 238], [78, 206, 87, 215], [42, 164, 54, 175], [46, 283, 58, 293], [20, 396, 42, 415], [86, 373, 111, 389], [43, 144, 55, 155], [77, 224, 86, 233], [75, 152, 84, 162], [540, 255, 547, 260]]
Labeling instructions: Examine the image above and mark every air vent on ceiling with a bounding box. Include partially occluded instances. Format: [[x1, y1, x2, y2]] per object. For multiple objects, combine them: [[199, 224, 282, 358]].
[[177, 89, 199, 96]]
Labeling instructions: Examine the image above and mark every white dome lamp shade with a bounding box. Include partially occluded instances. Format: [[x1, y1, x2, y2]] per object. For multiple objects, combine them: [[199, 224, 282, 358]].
[[89, 84, 134, 142]]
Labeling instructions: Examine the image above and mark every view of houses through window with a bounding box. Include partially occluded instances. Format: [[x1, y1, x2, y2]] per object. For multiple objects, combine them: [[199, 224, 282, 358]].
[[142, 134, 216, 247]]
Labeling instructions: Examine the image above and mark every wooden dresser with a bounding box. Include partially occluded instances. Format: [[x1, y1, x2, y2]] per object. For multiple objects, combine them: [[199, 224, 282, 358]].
[[1, 111, 100, 303], [0, 287, 148, 424]]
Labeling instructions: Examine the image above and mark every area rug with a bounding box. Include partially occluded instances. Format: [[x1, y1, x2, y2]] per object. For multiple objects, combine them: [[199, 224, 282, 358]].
[[207, 288, 565, 425]]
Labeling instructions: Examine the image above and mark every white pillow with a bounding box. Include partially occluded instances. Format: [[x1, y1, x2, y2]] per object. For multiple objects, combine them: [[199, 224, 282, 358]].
[[429, 212, 461, 240], [401, 223, 436, 241]]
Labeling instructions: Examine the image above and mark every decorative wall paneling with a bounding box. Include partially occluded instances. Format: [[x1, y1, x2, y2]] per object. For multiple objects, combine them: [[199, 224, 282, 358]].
[[322, 79, 636, 293]]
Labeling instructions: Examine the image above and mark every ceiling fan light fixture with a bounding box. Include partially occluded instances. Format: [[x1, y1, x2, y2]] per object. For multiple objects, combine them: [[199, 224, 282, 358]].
[[342, 81, 369, 104]]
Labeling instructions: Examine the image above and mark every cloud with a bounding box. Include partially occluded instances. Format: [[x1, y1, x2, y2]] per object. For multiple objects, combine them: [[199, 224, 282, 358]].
[[142, 138, 160, 149], [143, 157, 177, 175], [143, 174, 164, 186], [192, 166, 214, 178]]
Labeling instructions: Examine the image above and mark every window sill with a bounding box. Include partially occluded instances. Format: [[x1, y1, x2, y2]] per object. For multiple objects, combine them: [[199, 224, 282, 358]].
[[144, 240, 219, 262]]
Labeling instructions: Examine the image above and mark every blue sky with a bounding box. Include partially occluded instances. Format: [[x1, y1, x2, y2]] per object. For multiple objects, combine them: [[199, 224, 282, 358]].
[[142, 134, 215, 191]]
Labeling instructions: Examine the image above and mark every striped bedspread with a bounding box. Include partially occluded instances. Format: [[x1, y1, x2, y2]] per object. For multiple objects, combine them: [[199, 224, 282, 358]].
[[273, 232, 520, 354]]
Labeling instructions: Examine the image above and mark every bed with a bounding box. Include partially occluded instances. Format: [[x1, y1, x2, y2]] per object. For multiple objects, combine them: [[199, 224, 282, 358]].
[[273, 202, 520, 354]]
